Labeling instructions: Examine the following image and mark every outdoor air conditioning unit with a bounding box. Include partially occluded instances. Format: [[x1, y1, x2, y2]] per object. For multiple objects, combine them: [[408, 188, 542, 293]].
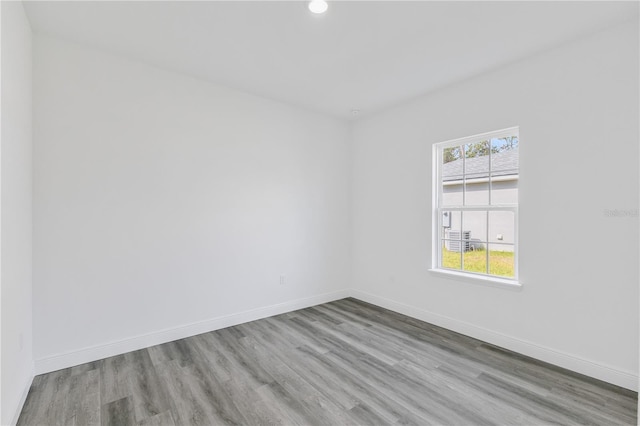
[[445, 230, 471, 252]]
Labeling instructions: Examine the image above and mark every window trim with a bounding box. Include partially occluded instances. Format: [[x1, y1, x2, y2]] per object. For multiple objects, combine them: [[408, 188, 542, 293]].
[[431, 127, 521, 287], [427, 268, 522, 290]]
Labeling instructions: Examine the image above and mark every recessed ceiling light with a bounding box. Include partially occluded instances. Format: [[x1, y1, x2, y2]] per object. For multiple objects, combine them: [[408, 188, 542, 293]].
[[308, 0, 328, 14]]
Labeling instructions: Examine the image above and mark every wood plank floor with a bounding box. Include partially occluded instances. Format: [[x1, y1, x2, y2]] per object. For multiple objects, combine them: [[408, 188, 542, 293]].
[[18, 298, 637, 425]]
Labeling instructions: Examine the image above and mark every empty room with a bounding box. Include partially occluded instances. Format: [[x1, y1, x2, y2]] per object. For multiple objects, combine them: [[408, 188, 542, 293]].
[[2, 0, 639, 425]]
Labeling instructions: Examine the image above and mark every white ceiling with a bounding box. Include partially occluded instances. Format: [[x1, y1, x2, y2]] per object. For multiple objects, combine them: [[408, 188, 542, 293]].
[[23, 1, 638, 120]]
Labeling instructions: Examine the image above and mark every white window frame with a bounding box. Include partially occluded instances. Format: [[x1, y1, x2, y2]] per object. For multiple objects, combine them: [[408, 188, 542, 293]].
[[430, 127, 521, 289]]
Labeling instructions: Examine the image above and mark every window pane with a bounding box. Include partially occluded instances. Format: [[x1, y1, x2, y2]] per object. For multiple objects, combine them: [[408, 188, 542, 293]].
[[489, 211, 515, 245], [488, 243, 515, 278], [442, 212, 462, 270], [441, 145, 464, 206], [462, 210, 487, 250], [442, 240, 462, 270], [442, 183, 463, 206], [464, 141, 490, 205], [490, 174, 518, 205], [490, 137, 518, 174], [464, 180, 489, 206], [442, 210, 461, 231], [464, 140, 490, 178], [442, 145, 463, 180], [463, 247, 487, 275]]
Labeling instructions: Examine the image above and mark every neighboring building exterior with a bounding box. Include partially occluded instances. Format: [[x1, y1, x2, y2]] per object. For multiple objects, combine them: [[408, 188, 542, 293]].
[[441, 149, 518, 252]]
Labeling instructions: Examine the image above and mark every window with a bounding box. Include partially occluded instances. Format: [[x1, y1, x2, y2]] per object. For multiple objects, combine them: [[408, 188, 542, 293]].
[[432, 127, 519, 284]]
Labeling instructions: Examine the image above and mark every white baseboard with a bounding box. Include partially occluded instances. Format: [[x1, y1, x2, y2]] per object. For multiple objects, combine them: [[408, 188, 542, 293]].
[[349, 289, 638, 391], [10, 365, 35, 426], [35, 289, 350, 375], [33, 287, 638, 392]]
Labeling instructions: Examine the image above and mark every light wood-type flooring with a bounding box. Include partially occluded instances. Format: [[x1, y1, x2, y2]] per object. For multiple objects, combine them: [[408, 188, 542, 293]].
[[18, 298, 637, 425]]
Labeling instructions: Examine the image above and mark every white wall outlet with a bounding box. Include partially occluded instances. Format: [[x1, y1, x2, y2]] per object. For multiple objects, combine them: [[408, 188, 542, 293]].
[[280, 274, 286, 285]]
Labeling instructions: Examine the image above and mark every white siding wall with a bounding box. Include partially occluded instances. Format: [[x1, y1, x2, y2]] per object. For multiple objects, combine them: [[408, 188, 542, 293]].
[[443, 179, 517, 252]]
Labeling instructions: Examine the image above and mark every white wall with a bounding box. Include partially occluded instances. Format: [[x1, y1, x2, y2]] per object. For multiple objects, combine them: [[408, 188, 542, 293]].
[[1, 1, 34, 424], [351, 20, 639, 389], [33, 36, 351, 368]]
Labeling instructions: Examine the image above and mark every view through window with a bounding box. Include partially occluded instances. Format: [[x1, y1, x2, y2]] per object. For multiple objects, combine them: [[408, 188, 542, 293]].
[[434, 127, 519, 281]]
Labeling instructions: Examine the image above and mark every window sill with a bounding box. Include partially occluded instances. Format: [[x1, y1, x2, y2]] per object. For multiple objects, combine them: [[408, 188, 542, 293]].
[[428, 268, 523, 291]]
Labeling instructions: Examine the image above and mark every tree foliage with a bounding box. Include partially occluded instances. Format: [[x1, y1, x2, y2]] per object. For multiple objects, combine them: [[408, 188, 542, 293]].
[[443, 137, 518, 164]]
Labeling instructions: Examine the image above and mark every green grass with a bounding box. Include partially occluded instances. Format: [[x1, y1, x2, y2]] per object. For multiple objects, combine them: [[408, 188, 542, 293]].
[[442, 246, 514, 278]]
